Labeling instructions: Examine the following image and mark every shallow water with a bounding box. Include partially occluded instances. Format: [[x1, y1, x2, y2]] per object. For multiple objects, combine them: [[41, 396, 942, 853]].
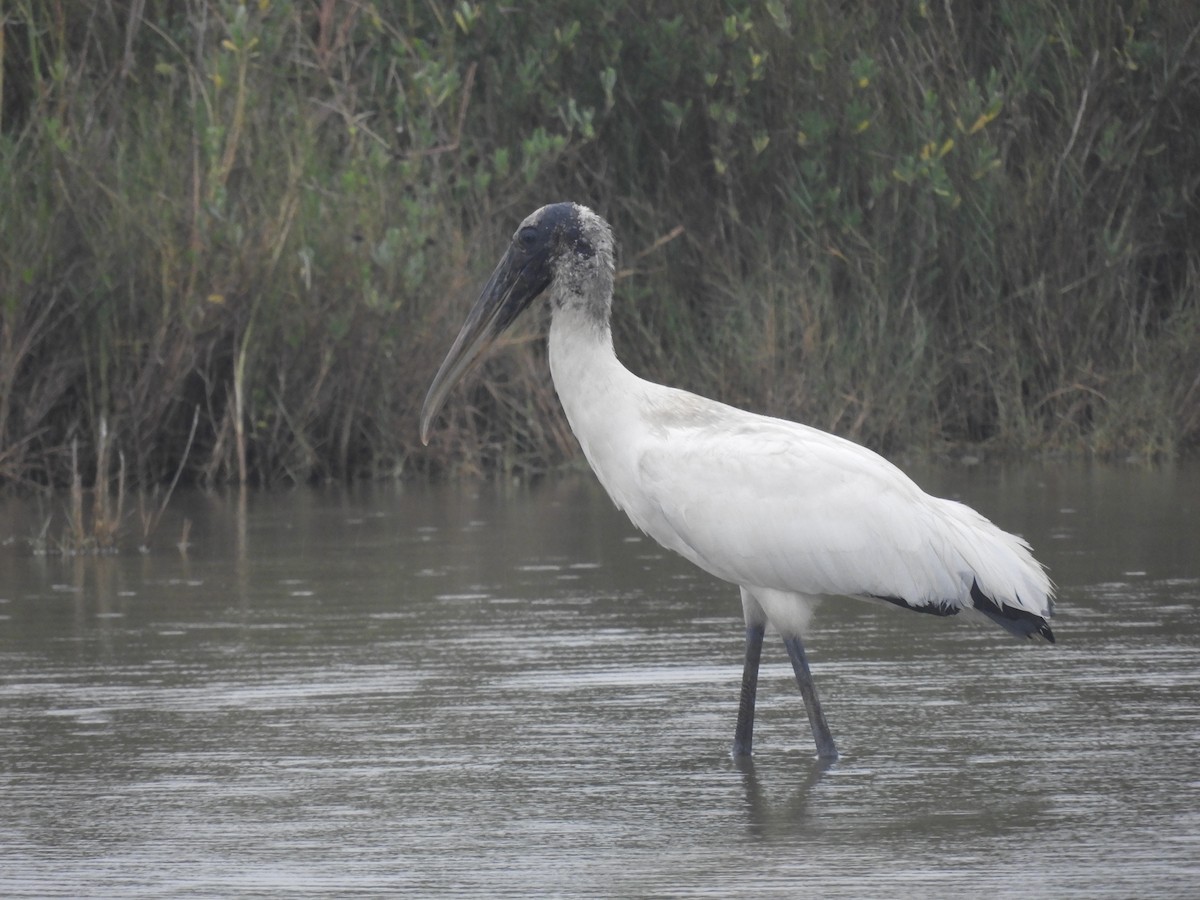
[[1, 465, 1198, 897]]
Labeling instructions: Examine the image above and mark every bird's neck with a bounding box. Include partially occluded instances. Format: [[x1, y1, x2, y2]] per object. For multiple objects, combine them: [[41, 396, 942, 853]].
[[547, 304, 627, 413], [547, 305, 645, 511]]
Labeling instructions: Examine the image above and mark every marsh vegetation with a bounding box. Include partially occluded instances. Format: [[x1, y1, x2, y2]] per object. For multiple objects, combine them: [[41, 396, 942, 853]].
[[2, 0, 1197, 500]]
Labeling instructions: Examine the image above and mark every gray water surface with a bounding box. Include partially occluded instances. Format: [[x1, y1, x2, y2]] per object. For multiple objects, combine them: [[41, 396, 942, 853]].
[[2, 465, 1198, 897]]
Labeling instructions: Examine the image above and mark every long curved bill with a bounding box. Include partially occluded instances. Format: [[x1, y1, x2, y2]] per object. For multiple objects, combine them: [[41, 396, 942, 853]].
[[419, 244, 550, 444]]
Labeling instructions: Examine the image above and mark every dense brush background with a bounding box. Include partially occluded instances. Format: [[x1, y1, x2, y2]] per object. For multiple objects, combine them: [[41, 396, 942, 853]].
[[2, 0, 1198, 490]]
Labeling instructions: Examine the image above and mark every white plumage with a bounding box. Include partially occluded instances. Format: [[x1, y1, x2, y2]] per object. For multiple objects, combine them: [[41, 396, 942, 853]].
[[422, 202, 1055, 761]]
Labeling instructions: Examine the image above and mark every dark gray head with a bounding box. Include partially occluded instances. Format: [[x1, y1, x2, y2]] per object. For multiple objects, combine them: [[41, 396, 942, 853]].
[[419, 202, 614, 443]]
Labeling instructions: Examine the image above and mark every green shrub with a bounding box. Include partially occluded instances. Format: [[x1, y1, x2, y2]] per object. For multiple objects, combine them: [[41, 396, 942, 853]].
[[1, 0, 1197, 490]]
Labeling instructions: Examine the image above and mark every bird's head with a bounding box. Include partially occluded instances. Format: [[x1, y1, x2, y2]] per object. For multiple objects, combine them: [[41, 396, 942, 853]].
[[420, 202, 614, 444]]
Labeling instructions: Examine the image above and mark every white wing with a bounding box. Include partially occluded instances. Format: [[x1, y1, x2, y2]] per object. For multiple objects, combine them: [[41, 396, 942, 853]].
[[626, 388, 1052, 627]]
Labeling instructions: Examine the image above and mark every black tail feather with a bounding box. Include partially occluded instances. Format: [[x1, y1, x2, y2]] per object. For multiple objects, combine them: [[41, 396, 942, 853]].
[[870, 593, 959, 618], [970, 579, 1056, 643], [867, 583, 1056, 644]]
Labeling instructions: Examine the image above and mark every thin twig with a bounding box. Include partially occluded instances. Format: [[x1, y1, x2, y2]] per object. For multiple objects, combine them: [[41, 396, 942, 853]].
[[616, 224, 685, 280], [142, 405, 200, 546], [1050, 50, 1097, 205]]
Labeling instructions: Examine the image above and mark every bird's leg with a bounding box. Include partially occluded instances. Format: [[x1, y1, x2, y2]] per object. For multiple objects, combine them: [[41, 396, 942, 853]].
[[732, 622, 765, 757], [782, 634, 839, 761]]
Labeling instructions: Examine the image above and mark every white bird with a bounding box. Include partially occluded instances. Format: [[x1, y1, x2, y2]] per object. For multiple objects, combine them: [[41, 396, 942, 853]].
[[421, 202, 1055, 761]]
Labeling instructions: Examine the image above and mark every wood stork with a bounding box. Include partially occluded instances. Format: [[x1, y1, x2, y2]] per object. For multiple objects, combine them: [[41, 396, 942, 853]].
[[420, 202, 1055, 761]]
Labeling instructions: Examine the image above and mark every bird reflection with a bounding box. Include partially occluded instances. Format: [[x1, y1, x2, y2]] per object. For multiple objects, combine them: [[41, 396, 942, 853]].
[[735, 752, 833, 837]]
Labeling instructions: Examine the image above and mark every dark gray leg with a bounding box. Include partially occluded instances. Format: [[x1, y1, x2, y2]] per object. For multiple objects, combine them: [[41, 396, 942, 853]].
[[782, 634, 839, 761], [732, 622, 765, 757]]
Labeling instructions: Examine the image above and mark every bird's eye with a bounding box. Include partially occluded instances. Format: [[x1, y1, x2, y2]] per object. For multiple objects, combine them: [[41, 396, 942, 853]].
[[517, 227, 539, 250]]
